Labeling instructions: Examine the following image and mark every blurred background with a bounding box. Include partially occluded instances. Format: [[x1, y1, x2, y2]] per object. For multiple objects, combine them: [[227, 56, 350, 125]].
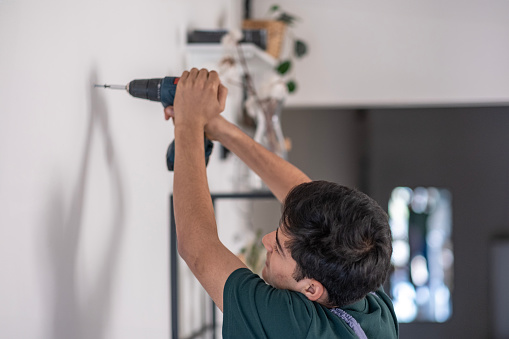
[[1, 0, 508, 338]]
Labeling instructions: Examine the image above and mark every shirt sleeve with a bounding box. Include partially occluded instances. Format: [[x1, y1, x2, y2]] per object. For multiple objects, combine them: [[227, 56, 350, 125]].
[[222, 268, 313, 339]]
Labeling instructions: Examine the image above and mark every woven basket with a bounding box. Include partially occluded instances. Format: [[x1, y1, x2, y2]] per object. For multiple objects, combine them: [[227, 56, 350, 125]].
[[242, 20, 287, 58]]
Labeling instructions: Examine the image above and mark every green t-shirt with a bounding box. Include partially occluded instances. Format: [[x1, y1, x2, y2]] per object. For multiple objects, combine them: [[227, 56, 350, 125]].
[[223, 268, 398, 338]]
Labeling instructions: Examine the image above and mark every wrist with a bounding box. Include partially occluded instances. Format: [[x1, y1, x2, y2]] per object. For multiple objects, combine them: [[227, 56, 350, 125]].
[[213, 120, 230, 144], [203, 116, 229, 142], [175, 124, 205, 145], [175, 119, 205, 133], [174, 123, 206, 158], [215, 120, 241, 146]]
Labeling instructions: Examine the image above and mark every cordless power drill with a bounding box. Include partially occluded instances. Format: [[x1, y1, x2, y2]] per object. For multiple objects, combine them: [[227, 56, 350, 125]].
[[95, 77, 213, 171]]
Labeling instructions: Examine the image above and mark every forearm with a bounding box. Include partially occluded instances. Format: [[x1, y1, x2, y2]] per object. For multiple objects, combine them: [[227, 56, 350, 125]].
[[173, 124, 218, 261], [218, 119, 311, 202]]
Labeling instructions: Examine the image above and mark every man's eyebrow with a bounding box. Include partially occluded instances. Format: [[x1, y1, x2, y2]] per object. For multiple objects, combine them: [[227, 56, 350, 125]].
[[276, 228, 286, 257]]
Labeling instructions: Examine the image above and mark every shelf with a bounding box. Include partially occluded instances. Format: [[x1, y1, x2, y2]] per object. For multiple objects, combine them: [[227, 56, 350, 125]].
[[186, 43, 278, 69]]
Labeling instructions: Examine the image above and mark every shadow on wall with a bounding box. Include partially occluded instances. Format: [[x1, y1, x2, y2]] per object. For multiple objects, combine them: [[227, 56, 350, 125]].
[[44, 67, 126, 339]]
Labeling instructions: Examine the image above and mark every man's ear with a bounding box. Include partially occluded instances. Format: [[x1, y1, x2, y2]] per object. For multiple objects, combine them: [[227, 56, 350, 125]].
[[302, 279, 326, 302]]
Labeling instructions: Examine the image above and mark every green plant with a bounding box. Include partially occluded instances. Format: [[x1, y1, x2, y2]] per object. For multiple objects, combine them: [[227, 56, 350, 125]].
[[269, 5, 308, 93]]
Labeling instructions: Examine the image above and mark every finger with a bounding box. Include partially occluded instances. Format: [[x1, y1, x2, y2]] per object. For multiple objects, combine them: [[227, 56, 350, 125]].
[[165, 106, 175, 116], [208, 70, 220, 83], [164, 106, 175, 120], [217, 84, 228, 112], [189, 68, 199, 81], [207, 70, 220, 89], [197, 68, 209, 82], [180, 70, 190, 82], [165, 105, 174, 115]]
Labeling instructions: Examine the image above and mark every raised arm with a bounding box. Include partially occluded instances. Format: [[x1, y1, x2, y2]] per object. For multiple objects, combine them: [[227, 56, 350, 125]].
[[171, 69, 246, 312], [205, 116, 311, 202]]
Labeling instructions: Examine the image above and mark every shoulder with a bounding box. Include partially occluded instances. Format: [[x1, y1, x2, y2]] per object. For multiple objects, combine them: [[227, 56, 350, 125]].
[[223, 268, 359, 339], [342, 287, 399, 338], [371, 288, 399, 332], [224, 268, 314, 318]]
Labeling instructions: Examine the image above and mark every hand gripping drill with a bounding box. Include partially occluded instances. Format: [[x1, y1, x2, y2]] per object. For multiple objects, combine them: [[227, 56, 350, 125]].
[[95, 77, 213, 171]]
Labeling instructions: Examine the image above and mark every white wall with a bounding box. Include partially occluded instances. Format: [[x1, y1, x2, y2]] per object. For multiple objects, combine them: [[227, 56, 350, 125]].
[[0, 1, 236, 338], [252, 0, 509, 107]]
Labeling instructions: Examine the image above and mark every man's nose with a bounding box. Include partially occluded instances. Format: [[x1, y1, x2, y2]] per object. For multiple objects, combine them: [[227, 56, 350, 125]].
[[262, 232, 274, 252]]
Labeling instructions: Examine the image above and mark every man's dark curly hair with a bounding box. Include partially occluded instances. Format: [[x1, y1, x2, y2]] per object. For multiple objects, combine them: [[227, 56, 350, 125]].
[[280, 181, 393, 308]]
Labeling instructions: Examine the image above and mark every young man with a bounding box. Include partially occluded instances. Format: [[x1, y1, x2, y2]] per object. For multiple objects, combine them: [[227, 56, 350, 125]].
[[166, 68, 398, 338]]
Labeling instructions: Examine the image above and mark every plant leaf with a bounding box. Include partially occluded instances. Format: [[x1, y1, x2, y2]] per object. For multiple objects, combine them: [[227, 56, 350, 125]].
[[287, 81, 297, 93], [270, 5, 280, 12], [276, 60, 292, 75], [295, 40, 307, 58], [277, 13, 297, 26]]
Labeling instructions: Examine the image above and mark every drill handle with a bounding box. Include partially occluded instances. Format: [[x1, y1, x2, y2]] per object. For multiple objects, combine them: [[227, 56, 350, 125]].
[[166, 137, 214, 171], [159, 76, 213, 171], [160, 77, 179, 108]]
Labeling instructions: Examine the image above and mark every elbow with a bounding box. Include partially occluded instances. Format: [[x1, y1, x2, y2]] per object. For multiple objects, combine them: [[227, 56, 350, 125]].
[[177, 240, 200, 272], [299, 173, 312, 184], [177, 238, 192, 263], [176, 233, 219, 271]]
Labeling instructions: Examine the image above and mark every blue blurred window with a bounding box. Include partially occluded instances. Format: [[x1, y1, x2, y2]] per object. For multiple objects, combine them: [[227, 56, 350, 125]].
[[388, 187, 453, 323]]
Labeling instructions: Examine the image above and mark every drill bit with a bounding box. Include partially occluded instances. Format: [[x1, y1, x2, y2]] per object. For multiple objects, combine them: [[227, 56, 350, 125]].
[[94, 84, 126, 90]]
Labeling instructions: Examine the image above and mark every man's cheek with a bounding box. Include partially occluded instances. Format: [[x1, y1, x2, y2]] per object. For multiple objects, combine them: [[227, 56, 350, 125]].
[[261, 266, 269, 282]]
